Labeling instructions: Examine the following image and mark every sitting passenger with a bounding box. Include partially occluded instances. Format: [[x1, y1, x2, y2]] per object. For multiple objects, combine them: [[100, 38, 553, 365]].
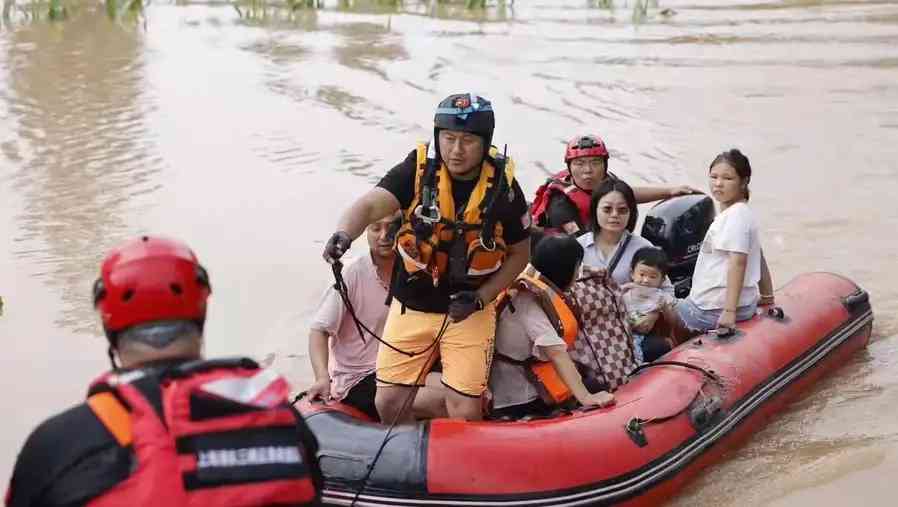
[[306, 214, 399, 420], [530, 134, 699, 238], [666, 149, 775, 338], [578, 178, 675, 288], [308, 212, 447, 420], [489, 235, 614, 419], [621, 247, 677, 363]]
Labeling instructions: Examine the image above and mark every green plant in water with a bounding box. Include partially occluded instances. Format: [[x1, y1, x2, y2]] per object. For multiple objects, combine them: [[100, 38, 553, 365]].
[[438, 0, 514, 7], [289, 0, 322, 8], [631, 0, 653, 23], [48, 0, 66, 20], [105, 0, 143, 20], [3, 0, 15, 21], [334, 0, 403, 8], [588, 0, 614, 8]]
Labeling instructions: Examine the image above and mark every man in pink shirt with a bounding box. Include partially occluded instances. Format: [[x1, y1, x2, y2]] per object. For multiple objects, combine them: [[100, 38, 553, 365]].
[[306, 213, 398, 420]]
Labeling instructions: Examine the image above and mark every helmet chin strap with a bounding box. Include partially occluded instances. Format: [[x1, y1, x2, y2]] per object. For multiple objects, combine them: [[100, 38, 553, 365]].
[[427, 135, 439, 161], [107, 345, 118, 370]]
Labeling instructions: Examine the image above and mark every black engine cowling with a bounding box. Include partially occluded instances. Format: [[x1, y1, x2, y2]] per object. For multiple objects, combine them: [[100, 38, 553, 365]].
[[640, 194, 715, 298]]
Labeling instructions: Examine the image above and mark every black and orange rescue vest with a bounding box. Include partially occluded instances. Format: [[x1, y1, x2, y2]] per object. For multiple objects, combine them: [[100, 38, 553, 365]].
[[497, 265, 580, 405], [82, 358, 320, 507], [395, 143, 515, 288]]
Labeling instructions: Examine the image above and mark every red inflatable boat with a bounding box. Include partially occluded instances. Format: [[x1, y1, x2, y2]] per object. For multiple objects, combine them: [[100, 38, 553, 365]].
[[297, 272, 872, 506]]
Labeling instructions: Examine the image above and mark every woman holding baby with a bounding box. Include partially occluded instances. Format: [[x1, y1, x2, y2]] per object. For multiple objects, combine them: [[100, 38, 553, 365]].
[[576, 179, 675, 364]]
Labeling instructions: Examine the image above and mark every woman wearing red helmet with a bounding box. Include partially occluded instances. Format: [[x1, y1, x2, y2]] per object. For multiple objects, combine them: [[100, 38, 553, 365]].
[[530, 134, 700, 237], [7, 236, 323, 507]]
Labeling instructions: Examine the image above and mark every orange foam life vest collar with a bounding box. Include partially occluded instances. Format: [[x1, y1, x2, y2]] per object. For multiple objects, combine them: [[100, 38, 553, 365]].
[[497, 265, 580, 405], [394, 143, 516, 287], [510, 265, 579, 346]]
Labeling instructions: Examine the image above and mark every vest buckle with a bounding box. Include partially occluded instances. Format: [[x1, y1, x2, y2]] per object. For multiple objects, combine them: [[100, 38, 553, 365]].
[[413, 204, 441, 224], [478, 235, 496, 252]]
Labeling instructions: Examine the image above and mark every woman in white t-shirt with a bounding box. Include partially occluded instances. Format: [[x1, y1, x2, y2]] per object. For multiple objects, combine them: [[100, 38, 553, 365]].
[[670, 149, 775, 336]]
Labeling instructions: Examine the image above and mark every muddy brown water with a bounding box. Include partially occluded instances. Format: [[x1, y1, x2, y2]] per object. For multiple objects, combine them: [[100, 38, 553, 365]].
[[1, 0, 896, 504]]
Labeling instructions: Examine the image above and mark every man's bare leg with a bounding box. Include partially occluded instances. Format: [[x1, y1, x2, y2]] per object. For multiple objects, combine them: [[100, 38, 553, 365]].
[[444, 389, 483, 421], [412, 373, 448, 419], [375, 385, 419, 425]]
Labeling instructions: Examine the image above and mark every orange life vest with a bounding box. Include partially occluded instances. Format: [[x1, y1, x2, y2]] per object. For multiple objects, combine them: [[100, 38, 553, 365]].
[[497, 265, 579, 405], [395, 143, 515, 287]]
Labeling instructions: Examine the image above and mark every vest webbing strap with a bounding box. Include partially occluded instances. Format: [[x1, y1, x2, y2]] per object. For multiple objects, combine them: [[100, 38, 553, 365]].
[[87, 392, 133, 447]]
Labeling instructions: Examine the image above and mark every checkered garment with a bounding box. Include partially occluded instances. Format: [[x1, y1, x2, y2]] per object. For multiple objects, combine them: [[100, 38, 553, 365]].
[[567, 265, 637, 391]]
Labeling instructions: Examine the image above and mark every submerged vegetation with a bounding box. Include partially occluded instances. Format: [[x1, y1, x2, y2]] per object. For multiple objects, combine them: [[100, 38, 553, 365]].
[[1, 0, 517, 24], [2, 0, 664, 25], [2, 0, 142, 22]]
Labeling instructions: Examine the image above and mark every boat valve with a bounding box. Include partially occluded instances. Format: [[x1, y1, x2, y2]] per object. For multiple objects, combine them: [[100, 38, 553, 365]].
[[625, 418, 648, 448], [689, 395, 723, 431]]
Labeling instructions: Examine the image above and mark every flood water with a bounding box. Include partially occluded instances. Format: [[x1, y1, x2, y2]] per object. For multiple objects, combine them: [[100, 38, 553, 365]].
[[1, 0, 897, 504]]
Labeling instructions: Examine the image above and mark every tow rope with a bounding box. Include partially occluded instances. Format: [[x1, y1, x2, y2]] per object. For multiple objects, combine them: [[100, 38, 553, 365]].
[[330, 260, 440, 358], [291, 260, 451, 507], [348, 315, 448, 507]]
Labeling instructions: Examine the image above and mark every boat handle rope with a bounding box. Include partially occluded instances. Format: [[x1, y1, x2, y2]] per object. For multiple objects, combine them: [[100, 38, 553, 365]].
[[628, 360, 722, 385], [625, 361, 724, 447]]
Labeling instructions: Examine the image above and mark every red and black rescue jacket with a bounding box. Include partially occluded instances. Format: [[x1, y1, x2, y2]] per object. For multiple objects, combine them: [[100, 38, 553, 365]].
[[530, 170, 621, 235], [530, 170, 593, 234], [5, 357, 322, 507]]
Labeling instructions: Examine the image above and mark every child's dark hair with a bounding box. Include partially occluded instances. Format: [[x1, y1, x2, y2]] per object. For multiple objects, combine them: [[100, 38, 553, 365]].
[[710, 148, 752, 201], [533, 234, 584, 290], [588, 178, 638, 233], [631, 246, 670, 276]]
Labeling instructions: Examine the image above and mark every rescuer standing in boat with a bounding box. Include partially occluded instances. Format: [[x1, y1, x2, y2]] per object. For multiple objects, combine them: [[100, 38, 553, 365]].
[[322, 93, 531, 423]]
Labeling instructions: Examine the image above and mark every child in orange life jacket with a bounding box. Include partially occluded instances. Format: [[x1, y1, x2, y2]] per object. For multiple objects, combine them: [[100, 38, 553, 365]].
[[621, 247, 677, 363], [489, 235, 614, 419]]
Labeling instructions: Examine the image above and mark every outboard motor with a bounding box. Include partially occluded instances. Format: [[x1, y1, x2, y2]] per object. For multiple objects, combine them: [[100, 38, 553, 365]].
[[641, 194, 716, 298]]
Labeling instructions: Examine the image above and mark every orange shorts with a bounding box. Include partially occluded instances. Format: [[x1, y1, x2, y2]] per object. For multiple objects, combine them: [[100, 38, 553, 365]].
[[375, 301, 496, 397]]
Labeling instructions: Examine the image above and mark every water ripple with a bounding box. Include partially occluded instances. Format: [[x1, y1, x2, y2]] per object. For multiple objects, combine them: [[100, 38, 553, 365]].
[[332, 21, 408, 79], [5, 14, 164, 334]]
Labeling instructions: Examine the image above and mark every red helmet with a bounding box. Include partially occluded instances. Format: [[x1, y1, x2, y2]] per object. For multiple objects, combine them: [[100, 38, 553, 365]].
[[564, 134, 609, 164], [93, 236, 211, 336]]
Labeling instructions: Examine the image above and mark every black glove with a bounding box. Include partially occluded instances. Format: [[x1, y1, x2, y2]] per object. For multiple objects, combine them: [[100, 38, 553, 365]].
[[323, 231, 352, 264], [448, 291, 484, 323]]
